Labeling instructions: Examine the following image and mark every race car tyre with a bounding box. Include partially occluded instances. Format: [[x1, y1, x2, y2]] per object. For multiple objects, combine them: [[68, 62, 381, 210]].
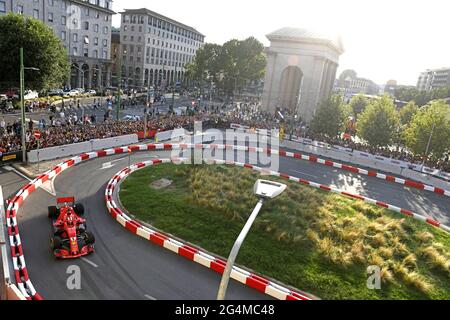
[[84, 231, 95, 244], [50, 236, 62, 250], [74, 203, 85, 216], [48, 206, 59, 219]]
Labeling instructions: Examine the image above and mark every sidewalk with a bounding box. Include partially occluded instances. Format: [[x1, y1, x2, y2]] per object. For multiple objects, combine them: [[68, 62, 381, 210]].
[[12, 157, 72, 179]]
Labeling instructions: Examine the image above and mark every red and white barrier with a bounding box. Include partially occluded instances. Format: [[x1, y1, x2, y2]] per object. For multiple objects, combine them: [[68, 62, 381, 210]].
[[6, 142, 449, 300], [105, 158, 312, 301]]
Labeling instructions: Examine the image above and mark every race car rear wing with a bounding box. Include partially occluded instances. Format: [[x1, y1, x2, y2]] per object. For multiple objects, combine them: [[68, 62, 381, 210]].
[[56, 197, 75, 205]]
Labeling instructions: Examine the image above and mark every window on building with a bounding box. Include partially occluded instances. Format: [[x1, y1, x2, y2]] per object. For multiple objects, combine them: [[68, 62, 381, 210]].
[[84, 21, 89, 30], [138, 36, 142, 43], [102, 50, 107, 59], [93, 50, 98, 58], [48, 0, 54, 6], [16, 4, 23, 14], [139, 26, 142, 32], [103, 39, 107, 47], [85, 7, 89, 16], [73, 47, 78, 56], [123, 25, 128, 31], [60, 0, 66, 10], [33, 9, 39, 19], [96, 11, 100, 19], [94, 37, 98, 45], [103, 26, 108, 34], [130, 36, 134, 42], [94, 24, 99, 32], [61, 16, 66, 25], [84, 36, 89, 44], [131, 26, 135, 32], [83, 48, 88, 57], [48, 13, 53, 22], [123, 15, 129, 23], [61, 31, 66, 40], [123, 35, 127, 41], [73, 33, 78, 42]]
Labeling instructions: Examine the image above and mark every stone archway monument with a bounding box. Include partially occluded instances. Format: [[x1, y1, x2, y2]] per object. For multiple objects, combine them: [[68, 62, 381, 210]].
[[261, 27, 344, 122]]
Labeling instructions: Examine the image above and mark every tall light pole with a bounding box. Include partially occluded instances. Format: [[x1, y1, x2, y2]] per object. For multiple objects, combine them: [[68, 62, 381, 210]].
[[217, 180, 286, 300], [171, 65, 177, 114], [116, 51, 124, 121], [19, 48, 39, 164], [422, 121, 436, 168], [20, 48, 25, 163]]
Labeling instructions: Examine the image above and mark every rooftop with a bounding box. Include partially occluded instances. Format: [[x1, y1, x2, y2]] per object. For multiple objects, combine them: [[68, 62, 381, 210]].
[[121, 8, 204, 37], [267, 27, 344, 53]]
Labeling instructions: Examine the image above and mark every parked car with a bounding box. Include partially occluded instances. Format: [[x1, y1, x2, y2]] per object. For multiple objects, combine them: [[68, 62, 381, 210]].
[[122, 114, 141, 121], [3, 88, 19, 99], [24, 90, 39, 100], [87, 89, 96, 96], [48, 89, 64, 97], [75, 88, 85, 94], [68, 89, 79, 96]]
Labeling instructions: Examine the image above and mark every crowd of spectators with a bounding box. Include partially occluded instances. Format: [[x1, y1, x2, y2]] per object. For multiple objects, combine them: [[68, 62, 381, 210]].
[[1, 98, 449, 173]]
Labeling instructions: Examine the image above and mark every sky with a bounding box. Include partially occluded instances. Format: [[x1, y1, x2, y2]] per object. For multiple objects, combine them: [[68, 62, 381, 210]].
[[112, 0, 450, 86]]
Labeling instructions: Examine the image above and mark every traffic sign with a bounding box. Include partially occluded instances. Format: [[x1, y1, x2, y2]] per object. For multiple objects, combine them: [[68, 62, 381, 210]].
[[34, 130, 41, 140]]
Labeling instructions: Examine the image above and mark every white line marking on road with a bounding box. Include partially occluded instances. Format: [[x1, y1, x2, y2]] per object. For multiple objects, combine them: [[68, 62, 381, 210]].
[[4, 165, 57, 196], [290, 169, 320, 179], [81, 257, 98, 268], [144, 294, 157, 300], [100, 157, 127, 170]]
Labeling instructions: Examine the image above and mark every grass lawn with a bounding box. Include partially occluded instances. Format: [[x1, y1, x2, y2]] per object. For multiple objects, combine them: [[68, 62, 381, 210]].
[[119, 164, 450, 299]]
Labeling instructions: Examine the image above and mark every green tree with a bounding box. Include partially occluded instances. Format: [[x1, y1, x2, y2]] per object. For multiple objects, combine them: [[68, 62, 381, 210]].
[[310, 95, 345, 139], [357, 95, 400, 147], [399, 101, 419, 126], [403, 100, 450, 162], [187, 37, 266, 96], [0, 13, 69, 92], [185, 43, 222, 83], [349, 94, 369, 118]]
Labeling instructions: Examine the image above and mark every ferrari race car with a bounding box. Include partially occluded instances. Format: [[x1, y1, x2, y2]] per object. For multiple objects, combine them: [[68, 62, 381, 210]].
[[48, 197, 95, 259]]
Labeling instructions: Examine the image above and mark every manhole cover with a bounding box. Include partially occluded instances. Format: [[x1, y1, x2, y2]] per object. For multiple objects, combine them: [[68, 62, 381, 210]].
[[150, 178, 173, 189]]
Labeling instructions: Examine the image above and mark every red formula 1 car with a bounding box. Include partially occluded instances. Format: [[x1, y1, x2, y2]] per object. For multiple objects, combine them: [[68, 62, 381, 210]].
[[48, 197, 95, 259]]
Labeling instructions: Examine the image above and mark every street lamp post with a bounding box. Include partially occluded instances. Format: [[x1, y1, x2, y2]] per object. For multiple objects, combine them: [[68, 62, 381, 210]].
[[171, 65, 177, 115], [20, 48, 25, 163], [422, 121, 436, 168], [216, 179, 287, 300], [19, 47, 40, 164]]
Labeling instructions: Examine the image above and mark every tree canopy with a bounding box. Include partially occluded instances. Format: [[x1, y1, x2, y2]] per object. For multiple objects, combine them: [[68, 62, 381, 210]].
[[186, 37, 266, 95], [399, 101, 419, 126], [0, 13, 69, 92], [403, 100, 450, 162], [356, 95, 400, 147], [348, 94, 369, 118], [395, 85, 450, 107], [310, 94, 345, 139]]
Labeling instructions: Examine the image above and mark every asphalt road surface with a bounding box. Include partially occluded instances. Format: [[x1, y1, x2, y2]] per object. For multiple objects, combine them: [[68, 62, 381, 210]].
[[3, 151, 271, 300], [1, 144, 449, 300]]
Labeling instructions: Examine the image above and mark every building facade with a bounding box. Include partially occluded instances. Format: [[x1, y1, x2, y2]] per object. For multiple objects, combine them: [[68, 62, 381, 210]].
[[119, 8, 204, 91], [417, 68, 450, 92], [332, 69, 379, 100], [0, 0, 115, 90], [261, 27, 344, 122]]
